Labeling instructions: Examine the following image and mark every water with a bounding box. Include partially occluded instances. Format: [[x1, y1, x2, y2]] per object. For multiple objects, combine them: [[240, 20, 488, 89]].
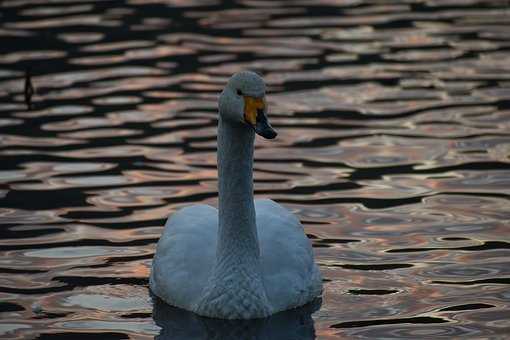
[[1, 0, 510, 338]]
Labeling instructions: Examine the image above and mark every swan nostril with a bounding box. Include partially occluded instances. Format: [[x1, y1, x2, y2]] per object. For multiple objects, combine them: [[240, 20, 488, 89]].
[[256, 109, 264, 121]]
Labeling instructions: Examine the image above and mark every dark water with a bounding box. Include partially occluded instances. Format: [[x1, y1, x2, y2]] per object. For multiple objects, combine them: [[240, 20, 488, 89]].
[[1, 0, 510, 338]]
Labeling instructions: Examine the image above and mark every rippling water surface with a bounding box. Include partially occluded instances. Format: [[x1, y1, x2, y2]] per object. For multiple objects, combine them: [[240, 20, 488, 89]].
[[1, 0, 510, 338]]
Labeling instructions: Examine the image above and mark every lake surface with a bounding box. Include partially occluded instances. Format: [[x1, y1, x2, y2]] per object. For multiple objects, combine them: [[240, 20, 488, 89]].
[[1, 0, 510, 338]]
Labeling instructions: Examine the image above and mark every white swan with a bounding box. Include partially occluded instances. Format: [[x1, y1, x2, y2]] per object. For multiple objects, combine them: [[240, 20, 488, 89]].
[[150, 71, 322, 319]]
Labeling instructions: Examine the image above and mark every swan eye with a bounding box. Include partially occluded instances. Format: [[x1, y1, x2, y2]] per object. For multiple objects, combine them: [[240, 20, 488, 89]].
[[237, 89, 243, 96]]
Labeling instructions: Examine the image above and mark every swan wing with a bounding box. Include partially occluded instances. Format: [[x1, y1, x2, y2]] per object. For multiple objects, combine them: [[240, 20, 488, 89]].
[[255, 199, 322, 312], [150, 204, 218, 310]]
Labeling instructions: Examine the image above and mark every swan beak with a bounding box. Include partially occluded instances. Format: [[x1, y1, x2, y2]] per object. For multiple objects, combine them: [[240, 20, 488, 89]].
[[244, 96, 277, 139]]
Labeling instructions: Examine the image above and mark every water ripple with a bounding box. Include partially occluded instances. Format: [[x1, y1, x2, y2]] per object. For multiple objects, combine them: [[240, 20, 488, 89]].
[[1, 0, 510, 338]]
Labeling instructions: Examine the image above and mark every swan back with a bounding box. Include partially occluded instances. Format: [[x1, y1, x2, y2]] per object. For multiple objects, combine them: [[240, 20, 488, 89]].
[[150, 205, 217, 309]]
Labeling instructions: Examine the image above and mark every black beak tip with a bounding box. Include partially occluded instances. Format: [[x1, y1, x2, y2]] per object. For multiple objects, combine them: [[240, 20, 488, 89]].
[[260, 128, 277, 139]]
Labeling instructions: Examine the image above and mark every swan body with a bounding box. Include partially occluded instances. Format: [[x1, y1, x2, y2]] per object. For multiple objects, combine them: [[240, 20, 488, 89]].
[[150, 71, 322, 319]]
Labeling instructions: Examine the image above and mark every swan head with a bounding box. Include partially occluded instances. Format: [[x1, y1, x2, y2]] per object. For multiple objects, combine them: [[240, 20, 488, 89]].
[[219, 71, 277, 139]]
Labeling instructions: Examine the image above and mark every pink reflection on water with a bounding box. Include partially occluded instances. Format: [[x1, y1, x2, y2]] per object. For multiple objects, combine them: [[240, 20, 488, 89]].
[[1, 0, 510, 338]]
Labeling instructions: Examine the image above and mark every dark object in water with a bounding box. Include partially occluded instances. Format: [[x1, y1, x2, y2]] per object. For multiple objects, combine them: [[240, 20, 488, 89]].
[[24, 67, 35, 110]]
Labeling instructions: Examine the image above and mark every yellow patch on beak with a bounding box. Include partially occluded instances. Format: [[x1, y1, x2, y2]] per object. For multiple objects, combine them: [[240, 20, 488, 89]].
[[244, 96, 265, 125]]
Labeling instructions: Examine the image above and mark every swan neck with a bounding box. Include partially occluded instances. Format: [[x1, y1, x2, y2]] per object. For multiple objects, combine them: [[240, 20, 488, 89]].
[[194, 113, 271, 319], [217, 117, 258, 260]]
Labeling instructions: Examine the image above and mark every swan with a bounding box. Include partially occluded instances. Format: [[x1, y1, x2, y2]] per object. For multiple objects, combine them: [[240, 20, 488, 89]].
[[150, 71, 322, 319]]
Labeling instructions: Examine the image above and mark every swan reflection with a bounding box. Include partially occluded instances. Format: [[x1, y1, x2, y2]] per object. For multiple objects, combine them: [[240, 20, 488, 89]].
[[152, 296, 321, 340]]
